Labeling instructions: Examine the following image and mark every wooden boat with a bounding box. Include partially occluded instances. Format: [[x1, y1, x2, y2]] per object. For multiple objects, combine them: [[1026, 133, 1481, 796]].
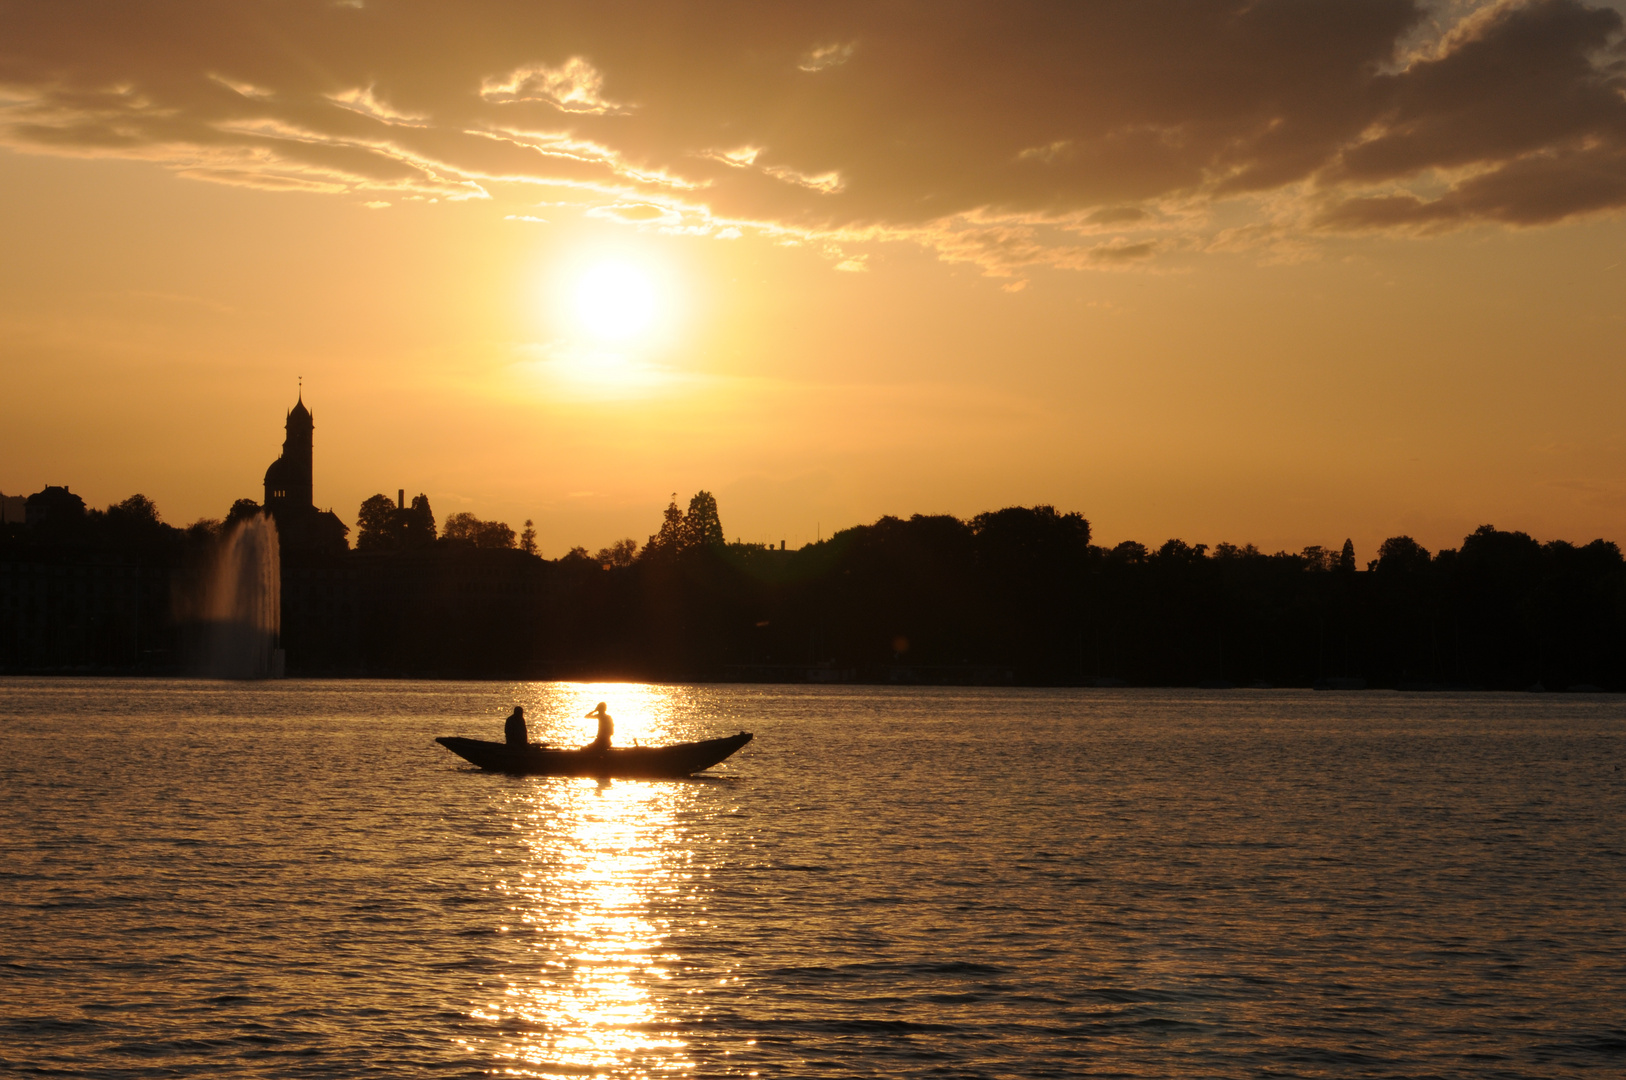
[[435, 731, 753, 778]]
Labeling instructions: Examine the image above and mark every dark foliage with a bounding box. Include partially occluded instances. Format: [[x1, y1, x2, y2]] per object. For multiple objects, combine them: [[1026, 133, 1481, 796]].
[[485, 510, 1624, 689], [356, 493, 437, 551], [0, 490, 208, 671], [442, 511, 515, 550], [225, 498, 262, 528], [4, 484, 1624, 687]]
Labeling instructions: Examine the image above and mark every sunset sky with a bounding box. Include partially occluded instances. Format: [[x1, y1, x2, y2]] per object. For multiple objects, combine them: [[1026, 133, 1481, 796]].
[[3, 0, 1625, 557]]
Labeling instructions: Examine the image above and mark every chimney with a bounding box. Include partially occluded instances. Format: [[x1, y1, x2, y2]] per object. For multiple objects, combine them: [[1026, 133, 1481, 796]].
[[780, 540, 786, 550], [398, 489, 404, 510]]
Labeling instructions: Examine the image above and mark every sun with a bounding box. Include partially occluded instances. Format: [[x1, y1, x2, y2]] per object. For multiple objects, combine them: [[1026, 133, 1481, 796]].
[[572, 260, 658, 342]]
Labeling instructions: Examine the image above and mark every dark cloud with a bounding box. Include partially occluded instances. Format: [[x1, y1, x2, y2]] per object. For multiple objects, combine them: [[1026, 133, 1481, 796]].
[[1317, 0, 1626, 228], [1091, 241, 1159, 263], [1085, 207, 1152, 226], [1, 0, 1622, 270]]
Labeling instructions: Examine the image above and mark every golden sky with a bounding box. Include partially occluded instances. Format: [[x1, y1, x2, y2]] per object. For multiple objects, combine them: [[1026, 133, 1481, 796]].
[[3, 0, 1625, 557]]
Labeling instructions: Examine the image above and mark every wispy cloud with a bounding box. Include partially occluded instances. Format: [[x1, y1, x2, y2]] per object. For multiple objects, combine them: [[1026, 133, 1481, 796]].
[[762, 164, 844, 194], [208, 73, 274, 100], [479, 58, 627, 114], [585, 201, 684, 226], [798, 42, 856, 73], [701, 145, 762, 167], [470, 126, 700, 189], [327, 85, 428, 126]]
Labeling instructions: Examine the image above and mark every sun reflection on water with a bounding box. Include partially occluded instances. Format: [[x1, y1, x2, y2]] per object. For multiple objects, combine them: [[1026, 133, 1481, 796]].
[[457, 683, 752, 1076], [475, 732, 704, 1076], [533, 683, 681, 750]]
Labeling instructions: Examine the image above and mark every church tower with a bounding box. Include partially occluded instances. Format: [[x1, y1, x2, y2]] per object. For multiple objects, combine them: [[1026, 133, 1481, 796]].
[[264, 391, 314, 513], [258, 386, 349, 553]]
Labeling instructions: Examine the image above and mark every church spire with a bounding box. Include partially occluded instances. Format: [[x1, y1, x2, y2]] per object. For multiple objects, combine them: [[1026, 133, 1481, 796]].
[[287, 378, 311, 424]]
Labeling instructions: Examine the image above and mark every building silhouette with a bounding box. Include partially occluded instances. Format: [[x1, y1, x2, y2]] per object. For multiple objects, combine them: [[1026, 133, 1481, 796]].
[[25, 485, 85, 528], [1, 492, 29, 525], [262, 391, 347, 553], [264, 396, 314, 513]]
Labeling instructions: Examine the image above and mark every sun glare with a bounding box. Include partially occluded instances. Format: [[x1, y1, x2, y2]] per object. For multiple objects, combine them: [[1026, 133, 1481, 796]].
[[572, 261, 658, 342]]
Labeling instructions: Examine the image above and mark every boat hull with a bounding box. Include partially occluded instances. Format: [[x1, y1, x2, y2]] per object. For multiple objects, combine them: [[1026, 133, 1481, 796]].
[[435, 731, 752, 777]]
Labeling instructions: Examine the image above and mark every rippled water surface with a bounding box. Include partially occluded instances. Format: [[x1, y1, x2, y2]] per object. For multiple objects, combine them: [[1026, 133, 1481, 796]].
[[2, 680, 1624, 1077]]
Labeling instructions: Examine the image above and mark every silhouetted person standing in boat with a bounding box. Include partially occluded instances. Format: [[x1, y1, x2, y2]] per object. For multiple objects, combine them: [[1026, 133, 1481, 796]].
[[586, 702, 613, 753], [504, 706, 528, 747]]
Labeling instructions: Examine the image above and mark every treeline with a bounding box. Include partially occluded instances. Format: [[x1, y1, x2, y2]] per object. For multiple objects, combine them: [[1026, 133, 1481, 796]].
[[538, 500, 1626, 689], [0, 488, 215, 671], [352, 492, 538, 554], [3, 484, 1623, 688]]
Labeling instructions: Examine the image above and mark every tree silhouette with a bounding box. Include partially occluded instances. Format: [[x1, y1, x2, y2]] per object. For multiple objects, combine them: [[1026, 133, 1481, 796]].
[[644, 495, 685, 559], [443, 512, 515, 549], [109, 494, 161, 525], [596, 538, 638, 568], [1110, 540, 1149, 564], [682, 491, 726, 550], [1300, 545, 1333, 571], [356, 494, 400, 550], [224, 498, 262, 527], [520, 519, 538, 556], [1376, 535, 1431, 573]]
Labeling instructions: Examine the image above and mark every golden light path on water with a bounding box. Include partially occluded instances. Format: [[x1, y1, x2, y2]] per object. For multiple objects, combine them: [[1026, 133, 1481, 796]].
[[468, 685, 719, 1078]]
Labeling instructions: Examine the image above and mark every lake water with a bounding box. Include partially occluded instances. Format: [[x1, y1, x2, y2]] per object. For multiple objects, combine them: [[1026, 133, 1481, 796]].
[[2, 680, 1623, 1078]]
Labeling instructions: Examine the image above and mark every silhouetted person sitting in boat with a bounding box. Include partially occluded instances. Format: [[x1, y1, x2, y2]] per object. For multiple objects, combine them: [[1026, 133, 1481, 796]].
[[585, 702, 613, 753], [504, 706, 528, 747]]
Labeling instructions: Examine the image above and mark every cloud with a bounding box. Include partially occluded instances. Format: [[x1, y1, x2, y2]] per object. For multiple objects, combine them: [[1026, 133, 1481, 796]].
[[585, 201, 684, 225], [208, 74, 274, 101], [701, 145, 762, 167], [1090, 240, 1158, 263], [480, 57, 626, 114], [1084, 206, 1150, 226], [1, 0, 1623, 276], [798, 42, 857, 73], [327, 85, 429, 126], [1017, 140, 1072, 164], [470, 126, 700, 189], [762, 164, 844, 193]]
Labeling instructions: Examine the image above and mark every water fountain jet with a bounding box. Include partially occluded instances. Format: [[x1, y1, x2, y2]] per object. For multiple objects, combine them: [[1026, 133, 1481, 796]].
[[177, 513, 284, 678]]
